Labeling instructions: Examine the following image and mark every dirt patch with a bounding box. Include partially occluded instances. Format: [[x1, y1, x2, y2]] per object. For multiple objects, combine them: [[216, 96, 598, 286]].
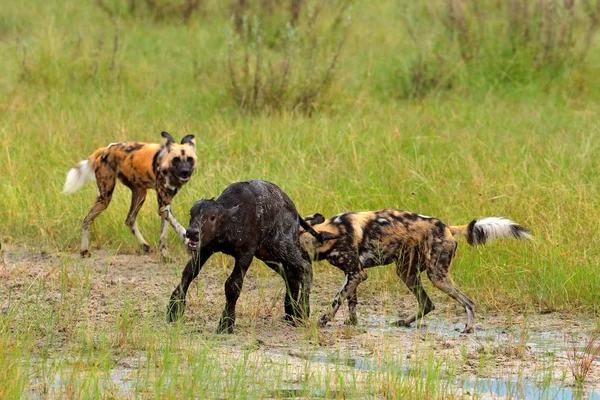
[[2, 245, 600, 398]]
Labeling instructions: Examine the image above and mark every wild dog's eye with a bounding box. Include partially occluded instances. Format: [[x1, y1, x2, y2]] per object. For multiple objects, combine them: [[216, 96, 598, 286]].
[[173, 157, 181, 163], [209, 215, 216, 222]]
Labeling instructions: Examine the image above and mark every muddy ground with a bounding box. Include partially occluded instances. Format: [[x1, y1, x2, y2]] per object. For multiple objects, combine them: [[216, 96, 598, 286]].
[[1, 245, 599, 399]]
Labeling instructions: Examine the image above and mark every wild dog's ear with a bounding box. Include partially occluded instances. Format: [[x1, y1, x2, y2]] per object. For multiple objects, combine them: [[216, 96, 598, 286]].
[[180, 134, 196, 147], [161, 131, 175, 146], [319, 231, 340, 241], [304, 213, 325, 226]]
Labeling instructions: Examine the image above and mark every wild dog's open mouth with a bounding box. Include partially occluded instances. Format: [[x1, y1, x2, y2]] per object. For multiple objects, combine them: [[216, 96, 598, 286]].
[[179, 176, 191, 183], [187, 240, 199, 251]]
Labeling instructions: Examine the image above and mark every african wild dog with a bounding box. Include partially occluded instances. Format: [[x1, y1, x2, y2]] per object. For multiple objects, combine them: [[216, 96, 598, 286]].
[[167, 180, 323, 333], [63, 131, 197, 259], [301, 210, 532, 333]]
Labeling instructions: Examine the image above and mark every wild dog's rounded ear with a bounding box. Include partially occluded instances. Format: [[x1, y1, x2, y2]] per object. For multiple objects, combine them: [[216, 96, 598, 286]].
[[304, 213, 325, 226], [181, 134, 196, 147], [320, 231, 340, 241], [161, 131, 175, 146]]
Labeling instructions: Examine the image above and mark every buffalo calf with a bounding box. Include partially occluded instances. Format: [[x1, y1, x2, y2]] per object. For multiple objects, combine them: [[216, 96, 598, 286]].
[[167, 180, 322, 333]]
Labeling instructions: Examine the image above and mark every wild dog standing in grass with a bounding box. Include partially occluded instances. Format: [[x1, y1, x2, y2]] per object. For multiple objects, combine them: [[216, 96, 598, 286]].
[[301, 210, 532, 333], [63, 131, 197, 259]]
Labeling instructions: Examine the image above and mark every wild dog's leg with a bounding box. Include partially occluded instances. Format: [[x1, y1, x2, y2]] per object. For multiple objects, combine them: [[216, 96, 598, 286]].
[[81, 174, 116, 257], [319, 263, 366, 327], [346, 291, 358, 325], [167, 250, 212, 322], [427, 240, 476, 334], [393, 252, 435, 327], [158, 195, 187, 258], [125, 188, 151, 253], [217, 251, 254, 334]]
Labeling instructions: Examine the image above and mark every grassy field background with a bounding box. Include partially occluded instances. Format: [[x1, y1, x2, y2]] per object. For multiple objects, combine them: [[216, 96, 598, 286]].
[[1, 0, 600, 397]]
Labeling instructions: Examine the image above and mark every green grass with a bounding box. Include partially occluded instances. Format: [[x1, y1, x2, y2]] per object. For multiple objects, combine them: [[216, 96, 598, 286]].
[[1, 0, 600, 397]]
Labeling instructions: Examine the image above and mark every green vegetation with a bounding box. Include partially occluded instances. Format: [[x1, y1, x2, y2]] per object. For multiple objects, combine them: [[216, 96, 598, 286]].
[[1, 0, 600, 397]]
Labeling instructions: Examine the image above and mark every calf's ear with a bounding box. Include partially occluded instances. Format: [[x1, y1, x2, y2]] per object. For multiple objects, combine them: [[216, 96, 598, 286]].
[[226, 205, 240, 218], [181, 134, 196, 147], [161, 131, 175, 146], [320, 231, 340, 241], [304, 213, 325, 225]]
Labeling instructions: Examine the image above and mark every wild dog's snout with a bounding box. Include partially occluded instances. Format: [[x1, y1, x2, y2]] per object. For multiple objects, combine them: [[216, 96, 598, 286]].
[[186, 227, 199, 241], [180, 167, 192, 178]]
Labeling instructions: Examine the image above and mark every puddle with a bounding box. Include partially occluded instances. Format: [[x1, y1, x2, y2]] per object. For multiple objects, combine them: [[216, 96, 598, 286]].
[[361, 314, 595, 358], [264, 389, 346, 398], [288, 351, 600, 400], [461, 378, 600, 400]]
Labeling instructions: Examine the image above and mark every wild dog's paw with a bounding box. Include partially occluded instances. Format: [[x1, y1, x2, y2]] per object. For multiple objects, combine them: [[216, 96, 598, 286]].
[[460, 326, 474, 334], [80, 249, 91, 258], [160, 253, 175, 264], [390, 319, 410, 327], [142, 244, 153, 254], [344, 315, 358, 326], [317, 314, 330, 328]]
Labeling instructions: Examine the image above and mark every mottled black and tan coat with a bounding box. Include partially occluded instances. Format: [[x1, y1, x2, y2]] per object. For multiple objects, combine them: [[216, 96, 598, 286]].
[[301, 209, 532, 333], [63, 131, 197, 258]]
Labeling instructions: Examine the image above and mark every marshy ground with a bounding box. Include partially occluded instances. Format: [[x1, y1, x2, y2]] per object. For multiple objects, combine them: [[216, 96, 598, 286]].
[[2, 245, 598, 399]]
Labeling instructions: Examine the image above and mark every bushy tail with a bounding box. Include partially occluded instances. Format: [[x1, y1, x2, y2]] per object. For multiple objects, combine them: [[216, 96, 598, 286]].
[[449, 217, 532, 246], [63, 160, 96, 193]]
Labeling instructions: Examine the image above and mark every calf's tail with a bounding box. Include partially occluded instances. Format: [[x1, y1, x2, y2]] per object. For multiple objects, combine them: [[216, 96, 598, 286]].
[[298, 215, 324, 243], [449, 217, 532, 246]]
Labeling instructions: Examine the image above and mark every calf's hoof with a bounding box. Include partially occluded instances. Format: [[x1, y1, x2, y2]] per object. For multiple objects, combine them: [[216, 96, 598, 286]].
[[80, 250, 91, 258], [217, 317, 234, 334], [166, 298, 185, 323]]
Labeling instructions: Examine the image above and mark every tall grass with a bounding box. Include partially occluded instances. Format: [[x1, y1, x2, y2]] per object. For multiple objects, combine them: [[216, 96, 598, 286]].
[[1, 3, 600, 394]]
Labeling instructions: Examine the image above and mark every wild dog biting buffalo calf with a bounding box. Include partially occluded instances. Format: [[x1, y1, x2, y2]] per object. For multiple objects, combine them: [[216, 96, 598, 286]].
[[167, 180, 322, 333], [301, 210, 532, 333]]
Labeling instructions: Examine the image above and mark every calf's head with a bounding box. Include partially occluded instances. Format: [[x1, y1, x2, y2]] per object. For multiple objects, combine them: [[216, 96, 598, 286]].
[[159, 131, 197, 185], [186, 199, 239, 251]]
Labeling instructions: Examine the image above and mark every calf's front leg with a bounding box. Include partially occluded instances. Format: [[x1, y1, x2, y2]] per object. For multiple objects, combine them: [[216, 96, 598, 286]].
[[167, 250, 212, 322]]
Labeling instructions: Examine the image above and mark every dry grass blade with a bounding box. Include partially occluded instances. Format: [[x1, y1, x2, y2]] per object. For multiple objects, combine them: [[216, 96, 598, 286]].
[[565, 332, 600, 386]]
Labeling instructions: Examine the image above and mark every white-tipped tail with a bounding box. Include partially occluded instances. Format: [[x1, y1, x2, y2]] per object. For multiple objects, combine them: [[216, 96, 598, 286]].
[[466, 217, 533, 246], [63, 160, 95, 193]]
